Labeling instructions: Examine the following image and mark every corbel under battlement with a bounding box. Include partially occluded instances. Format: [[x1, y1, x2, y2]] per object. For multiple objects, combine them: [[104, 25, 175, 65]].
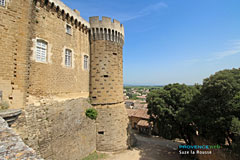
[[35, 0, 90, 33], [89, 16, 125, 45]]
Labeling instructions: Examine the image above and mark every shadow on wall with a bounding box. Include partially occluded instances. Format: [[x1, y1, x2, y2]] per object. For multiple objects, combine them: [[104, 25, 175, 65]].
[[127, 123, 137, 148]]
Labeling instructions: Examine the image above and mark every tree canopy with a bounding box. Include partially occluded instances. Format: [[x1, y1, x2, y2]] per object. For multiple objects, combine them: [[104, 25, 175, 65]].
[[147, 83, 199, 144], [147, 68, 240, 152], [191, 69, 240, 147]]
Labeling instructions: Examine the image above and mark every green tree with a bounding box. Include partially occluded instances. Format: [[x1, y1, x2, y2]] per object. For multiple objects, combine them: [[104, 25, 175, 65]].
[[147, 83, 199, 144], [191, 68, 240, 146]]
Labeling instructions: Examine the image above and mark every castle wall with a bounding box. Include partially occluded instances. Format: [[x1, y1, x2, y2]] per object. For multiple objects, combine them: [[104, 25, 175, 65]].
[[1, 0, 129, 157], [0, 0, 34, 108], [28, 1, 90, 99], [13, 98, 96, 160]]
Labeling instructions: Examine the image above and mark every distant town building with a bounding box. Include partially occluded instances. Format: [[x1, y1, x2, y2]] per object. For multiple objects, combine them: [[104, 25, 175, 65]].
[[125, 100, 134, 108], [127, 109, 151, 135]]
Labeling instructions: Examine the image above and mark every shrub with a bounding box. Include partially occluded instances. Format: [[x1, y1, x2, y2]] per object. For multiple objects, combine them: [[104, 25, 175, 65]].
[[85, 108, 98, 120]]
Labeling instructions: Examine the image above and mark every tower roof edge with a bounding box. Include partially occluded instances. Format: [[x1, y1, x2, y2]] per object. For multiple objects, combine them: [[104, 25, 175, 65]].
[[89, 16, 124, 36]]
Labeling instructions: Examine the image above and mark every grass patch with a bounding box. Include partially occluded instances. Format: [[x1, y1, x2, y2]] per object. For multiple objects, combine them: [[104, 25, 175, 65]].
[[82, 151, 107, 160]]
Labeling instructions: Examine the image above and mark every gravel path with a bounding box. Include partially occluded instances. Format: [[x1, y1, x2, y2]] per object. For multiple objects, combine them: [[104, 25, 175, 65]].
[[104, 134, 182, 160]]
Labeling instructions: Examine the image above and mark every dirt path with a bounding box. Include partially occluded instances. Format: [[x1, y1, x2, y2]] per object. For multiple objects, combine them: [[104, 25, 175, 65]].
[[104, 134, 182, 160]]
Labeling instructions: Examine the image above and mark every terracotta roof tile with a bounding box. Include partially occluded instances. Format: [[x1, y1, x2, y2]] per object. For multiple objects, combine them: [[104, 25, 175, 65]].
[[126, 109, 149, 119]]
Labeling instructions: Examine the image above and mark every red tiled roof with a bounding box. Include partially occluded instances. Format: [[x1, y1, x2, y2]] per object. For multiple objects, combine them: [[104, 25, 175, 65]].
[[126, 109, 150, 119]]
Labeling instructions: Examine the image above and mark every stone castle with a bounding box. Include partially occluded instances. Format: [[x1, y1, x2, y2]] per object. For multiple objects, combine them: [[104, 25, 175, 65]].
[[0, 0, 128, 159]]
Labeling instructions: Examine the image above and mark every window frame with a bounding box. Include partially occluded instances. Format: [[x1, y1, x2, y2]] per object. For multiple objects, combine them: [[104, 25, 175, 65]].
[[36, 39, 48, 63], [66, 24, 72, 35], [0, 0, 5, 7], [65, 49, 72, 67]]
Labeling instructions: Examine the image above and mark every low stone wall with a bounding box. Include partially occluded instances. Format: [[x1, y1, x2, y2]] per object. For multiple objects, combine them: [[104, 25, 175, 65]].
[[12, 98, 96, 160], [0, 116, 43, 160]]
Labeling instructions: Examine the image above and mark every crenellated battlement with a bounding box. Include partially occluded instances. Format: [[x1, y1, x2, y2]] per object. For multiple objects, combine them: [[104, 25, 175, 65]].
[[89, 16, 124, 45], [35, 0, 90, 32]]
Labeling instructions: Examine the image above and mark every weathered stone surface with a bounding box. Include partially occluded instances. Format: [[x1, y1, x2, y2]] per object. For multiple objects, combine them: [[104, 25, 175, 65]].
[[28, 1, 90, 99], [12, 98, 96, 160], [0, 0, 34, 108], [95, 103, 129, 151], [0, 116, 43, 160], [0, 0, 90, 109], [0, 109, 21, 126]]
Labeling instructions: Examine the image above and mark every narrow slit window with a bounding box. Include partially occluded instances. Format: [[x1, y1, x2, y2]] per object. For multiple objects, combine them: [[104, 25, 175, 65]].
[[36, 40, 47, 62], [98, 131, 104, 135], [0, 0, 5, 7], [84, 55, 88, 70], [0, 91, 2, 101], [65, 49, 72, 67]]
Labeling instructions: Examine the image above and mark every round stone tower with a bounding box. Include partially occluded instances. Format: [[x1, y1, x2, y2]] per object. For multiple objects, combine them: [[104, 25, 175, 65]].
[[89, 16, 128, 151]]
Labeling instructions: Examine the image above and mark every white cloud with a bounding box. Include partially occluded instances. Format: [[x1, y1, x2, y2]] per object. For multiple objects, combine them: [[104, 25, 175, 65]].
[[119, 2, 168, 22], [140, 2, 168, 14], [207, 40, 240, 61]]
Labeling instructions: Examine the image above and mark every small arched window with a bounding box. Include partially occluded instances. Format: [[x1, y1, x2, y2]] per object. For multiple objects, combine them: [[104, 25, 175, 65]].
[[36, 39, 47, 62]]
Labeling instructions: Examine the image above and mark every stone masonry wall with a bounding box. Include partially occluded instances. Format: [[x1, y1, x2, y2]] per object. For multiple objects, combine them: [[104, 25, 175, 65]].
[[90, 40, 123, 104], [0, 0, 34, 108], [28, 1, 90, 99], [12, 98, 96, 160], [95, 103, 129, 151]]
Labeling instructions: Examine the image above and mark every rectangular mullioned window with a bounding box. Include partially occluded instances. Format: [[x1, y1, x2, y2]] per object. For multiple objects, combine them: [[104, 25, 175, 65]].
[[0, 0, 5, 7], [65, 49, 72, 67], [84, 55, 88, 70], [36, 40, 47, 62]]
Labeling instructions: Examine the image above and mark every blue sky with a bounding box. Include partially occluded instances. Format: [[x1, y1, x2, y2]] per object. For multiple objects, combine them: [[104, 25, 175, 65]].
[[62, 0, 240, 85]]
